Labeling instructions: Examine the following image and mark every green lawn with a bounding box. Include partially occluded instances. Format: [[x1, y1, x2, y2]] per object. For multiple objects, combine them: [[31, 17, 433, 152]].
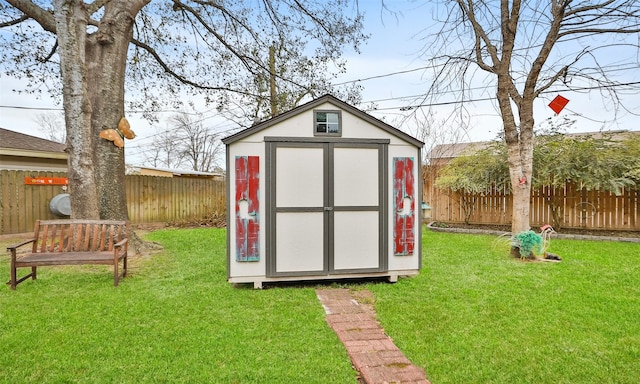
[[1, 228, 639, 383], [371, 230, 640, 384], [0, 229, 356, 383]]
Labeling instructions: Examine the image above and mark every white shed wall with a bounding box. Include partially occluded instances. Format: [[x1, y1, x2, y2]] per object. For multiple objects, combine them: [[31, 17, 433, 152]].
[[226, 97, 422, 285], [227, 141, 265, 279]]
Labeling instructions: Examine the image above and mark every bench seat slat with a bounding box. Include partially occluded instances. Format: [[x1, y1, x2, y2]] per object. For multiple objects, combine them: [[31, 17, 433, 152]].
[[15, 251, 117, 266]]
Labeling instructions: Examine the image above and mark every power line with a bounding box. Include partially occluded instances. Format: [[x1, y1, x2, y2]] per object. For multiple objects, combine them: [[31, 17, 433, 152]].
[[335, 60, 638, 88], [0, 105, 62, 111], [367, 81, 640, 111], [357, 63, 640, 104], [2, 67, 638, 114], [332, 64, 440, 86]]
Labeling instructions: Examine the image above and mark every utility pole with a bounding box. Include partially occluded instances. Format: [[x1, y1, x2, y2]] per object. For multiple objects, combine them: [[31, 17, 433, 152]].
[[269, 45, 278, 118]]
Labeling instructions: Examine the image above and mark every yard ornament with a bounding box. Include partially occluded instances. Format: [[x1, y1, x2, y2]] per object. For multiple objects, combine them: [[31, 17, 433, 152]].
[[540, 225, 562, 262], [99, 117, 136, 148], [549, 95, 570, 114], [99, 128, 125, 148]]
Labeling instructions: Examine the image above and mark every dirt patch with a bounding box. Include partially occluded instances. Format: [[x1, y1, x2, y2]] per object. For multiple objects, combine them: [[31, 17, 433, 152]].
[[166, 212, 227, 229], [430, 222, 640, 239]]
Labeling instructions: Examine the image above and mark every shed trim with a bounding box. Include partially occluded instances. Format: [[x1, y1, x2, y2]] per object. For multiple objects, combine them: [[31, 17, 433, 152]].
[[265, 140, 388, 277], [264, 136, 390, 144]]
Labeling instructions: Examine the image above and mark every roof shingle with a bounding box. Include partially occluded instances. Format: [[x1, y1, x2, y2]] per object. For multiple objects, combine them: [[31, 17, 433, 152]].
[[0, 128, 66, 153]]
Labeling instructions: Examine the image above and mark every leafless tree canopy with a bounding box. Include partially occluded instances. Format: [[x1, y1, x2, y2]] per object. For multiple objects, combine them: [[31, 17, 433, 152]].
[[419, 0, 640, 232], [0, 0, 367, 121], [424, 0, 640, 117], [33, 112, 66, 143], [0, 0, 366, 220]]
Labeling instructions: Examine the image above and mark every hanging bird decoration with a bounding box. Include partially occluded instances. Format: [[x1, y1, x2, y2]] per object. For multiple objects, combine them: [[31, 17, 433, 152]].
[[549, 95, 569, 115], [99, 117, 135, 148]]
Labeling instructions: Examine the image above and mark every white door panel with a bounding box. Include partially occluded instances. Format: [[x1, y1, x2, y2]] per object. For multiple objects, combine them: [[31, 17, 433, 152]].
[[275, 212, 325, 272], [333, 211, 380, 270], [333, 148, 379, 207], [275, 147, 324, 207]]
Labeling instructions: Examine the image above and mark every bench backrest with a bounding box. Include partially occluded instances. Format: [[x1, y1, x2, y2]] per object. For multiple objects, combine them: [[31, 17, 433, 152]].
[[32, 220, 129, 253]]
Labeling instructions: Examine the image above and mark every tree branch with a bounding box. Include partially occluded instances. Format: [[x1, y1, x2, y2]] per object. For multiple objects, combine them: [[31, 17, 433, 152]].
[[559, 27, 640, 38], [180, 0, 261, 40], [560, 0, 640, 37], [168, 0, 324, 97], [522, 0, 567, 99], [291, 0, 333, 36], [5, 0, 56, 33], [130, 37, 259, 97], [0, 14, 29, 27], [39, 39, 59, 64], [87, 0, 110, 15], [564, 0, 618, 18], [456, 0, 498, 72], [171, 0, 262, 74]]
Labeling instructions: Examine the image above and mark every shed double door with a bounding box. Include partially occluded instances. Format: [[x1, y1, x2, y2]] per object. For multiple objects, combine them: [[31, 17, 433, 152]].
[[266, 139, 387, 277]]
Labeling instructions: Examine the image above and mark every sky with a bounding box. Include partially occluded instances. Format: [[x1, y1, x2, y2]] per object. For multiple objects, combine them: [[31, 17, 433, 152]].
[[341, 1, 640, 144], [1, 1, 639, 167]]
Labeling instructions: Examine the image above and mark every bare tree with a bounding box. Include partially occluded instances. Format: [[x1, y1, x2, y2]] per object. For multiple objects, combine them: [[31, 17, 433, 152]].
[[390, 109, 469, 207], [1, 1, 365, 220], [173, 112, 223, 172], [239, 39, 364, 123], [143, 129, 185, 170], [420, 0, 640, 232], [33, 112, 65, 143]]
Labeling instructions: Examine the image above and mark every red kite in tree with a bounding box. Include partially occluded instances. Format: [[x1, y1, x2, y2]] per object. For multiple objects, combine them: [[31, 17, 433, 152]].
[[549, 95, 569, 114]]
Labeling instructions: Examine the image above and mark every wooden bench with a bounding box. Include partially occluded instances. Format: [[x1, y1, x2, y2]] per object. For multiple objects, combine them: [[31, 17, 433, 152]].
[[7, 219, 129, 290]]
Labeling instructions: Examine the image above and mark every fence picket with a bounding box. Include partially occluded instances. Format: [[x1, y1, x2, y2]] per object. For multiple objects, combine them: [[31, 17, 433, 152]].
[[423, 175, 639, 231], [0, 170, 226, 235]]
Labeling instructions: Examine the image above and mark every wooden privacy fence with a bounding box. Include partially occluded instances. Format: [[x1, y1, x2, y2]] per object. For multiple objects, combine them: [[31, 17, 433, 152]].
[[1, 170, 226, 235], [425, 183, 639, 231]]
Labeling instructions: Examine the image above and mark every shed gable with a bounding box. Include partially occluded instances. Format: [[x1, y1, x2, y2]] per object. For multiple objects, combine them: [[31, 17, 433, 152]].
[[222, 94, 424, 148]]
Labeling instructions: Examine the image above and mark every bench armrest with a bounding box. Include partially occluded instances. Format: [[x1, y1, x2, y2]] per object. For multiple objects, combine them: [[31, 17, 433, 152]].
[[7, 238, 36, 252], [114, 238, 128, 248]]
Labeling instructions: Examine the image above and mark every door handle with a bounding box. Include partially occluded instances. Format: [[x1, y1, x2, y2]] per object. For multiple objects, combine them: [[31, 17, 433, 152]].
[[324, 207, 333, 211]]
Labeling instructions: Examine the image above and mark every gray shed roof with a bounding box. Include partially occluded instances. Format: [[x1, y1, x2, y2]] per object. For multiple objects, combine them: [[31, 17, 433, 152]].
[[222, 94, 424, 148]]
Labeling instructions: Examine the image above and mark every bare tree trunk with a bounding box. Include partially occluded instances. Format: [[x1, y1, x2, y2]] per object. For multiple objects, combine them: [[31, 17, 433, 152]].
[[497, 74, 534, 233], [87, 2, 139, 220], [53, 0, 148, 220], [54, 0, 100, 219]]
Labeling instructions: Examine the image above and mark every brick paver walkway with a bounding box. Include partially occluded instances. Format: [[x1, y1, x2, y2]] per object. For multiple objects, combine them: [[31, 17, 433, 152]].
[[316, 288, 430, 384]]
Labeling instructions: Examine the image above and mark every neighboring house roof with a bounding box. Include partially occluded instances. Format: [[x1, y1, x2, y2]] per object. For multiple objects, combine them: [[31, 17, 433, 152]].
[[0, 128, 66, 153], [0, 128, 68, 171], [126, 165, 225, 178], [222, 94, 424, 148], [426, 141, 491, 160], [427, 130, 640, 160], [566, 129, 639, 141]]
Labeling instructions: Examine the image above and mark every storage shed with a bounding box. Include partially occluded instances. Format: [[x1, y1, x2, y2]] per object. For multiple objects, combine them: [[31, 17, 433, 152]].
[[222, 95, 424, 288]]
